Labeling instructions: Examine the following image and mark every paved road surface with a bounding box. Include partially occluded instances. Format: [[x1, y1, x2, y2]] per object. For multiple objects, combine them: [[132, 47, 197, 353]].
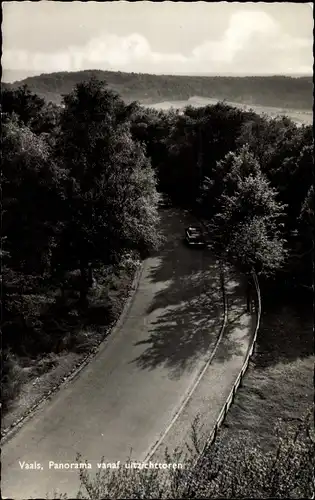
[[2, 208, 224, 499], [151, 264, 254, 464]]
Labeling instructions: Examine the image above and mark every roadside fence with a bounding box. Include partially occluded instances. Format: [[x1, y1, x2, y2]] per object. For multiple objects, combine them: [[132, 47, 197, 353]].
[[184, 266, 261, 490]]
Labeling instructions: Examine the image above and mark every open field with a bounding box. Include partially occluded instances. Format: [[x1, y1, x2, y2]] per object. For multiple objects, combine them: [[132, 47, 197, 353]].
[[143, 95, 313, 126]]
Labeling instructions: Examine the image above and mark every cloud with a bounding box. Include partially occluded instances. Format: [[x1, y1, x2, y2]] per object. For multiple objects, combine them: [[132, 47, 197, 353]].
[[2, 11, 312, 75], [191, 11, 311, 73]]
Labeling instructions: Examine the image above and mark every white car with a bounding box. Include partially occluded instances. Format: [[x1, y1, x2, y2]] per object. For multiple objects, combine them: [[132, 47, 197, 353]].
[[185, 226, 206, 248]]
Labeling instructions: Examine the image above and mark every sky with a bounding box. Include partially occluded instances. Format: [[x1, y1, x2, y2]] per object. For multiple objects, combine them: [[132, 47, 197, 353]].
[[2, 1, 314, 82]]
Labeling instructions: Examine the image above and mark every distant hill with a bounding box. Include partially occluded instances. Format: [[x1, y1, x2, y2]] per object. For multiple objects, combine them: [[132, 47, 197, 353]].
[[1, 69, 313, 111]]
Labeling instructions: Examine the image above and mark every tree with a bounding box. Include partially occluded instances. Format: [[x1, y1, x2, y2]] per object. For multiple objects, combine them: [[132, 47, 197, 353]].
[[199, 144, 261, 219], [156, 102, 247, 207], [31, 101, 62, 135], [2, 117, 66, 274], [228, 216, 287, 277], [1, 84, 46, 129], [130, 106, 177, 193], [263, 125, 313, 231], [205, 146, 287, 278], [53, 78, 160, 304], [236, 114, 297, 171]]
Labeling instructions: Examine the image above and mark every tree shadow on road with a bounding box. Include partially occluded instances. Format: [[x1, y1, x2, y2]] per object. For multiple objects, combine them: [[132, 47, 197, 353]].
[[131, 210, 259, 378], [131, 210, 232, 379], [131, 281, 223, 379]]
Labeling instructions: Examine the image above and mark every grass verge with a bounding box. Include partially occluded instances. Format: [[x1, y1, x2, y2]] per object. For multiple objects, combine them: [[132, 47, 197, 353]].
[[216, 296, 313, 451], [50, 408, 314, 499]]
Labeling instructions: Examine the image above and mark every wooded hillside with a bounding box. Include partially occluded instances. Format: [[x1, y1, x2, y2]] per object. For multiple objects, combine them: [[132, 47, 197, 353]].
[[2, 70, 312, 110]]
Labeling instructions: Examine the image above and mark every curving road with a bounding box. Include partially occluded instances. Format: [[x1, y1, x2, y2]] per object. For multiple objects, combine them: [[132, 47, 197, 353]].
[[2, 208, 224, 499]]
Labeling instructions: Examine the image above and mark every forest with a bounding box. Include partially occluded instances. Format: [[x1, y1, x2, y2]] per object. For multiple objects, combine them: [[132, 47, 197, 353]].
[[1, 79, 313, 497], [2, 69, 313, 110]]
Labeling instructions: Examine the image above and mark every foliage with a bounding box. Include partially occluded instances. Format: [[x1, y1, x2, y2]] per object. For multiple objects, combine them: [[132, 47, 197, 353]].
[[1, 76, 313, 487], [227, 216, 287, 276], [1, 84, 46, 129], [1, 78, 161, 407], [287, 184, 314, 288], [2, 78, 311, 381], [51, 410, 314, 499], [53, 78, 160, 294], [200, 146, 287, 275], [150, 102, 248, 207], [195, 410, 315, 499], [2, 117, 65, 274], [1, 349, 27, 412]]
